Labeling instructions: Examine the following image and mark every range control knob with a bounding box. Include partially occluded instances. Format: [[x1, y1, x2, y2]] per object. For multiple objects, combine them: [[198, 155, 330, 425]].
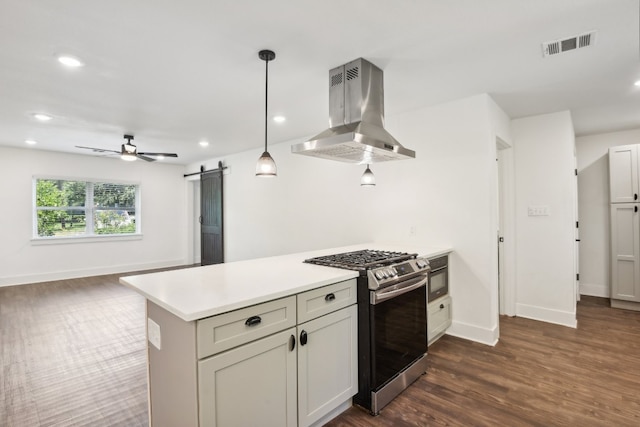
[[416, 259, 428, 269], [375, 270, 385, 280], [389, 267, 397, 277]]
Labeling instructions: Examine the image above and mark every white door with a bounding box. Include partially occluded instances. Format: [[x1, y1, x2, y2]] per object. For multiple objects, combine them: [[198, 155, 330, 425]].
[[198, 328, 297, 427], [297, 305, 358, 427], [574, 156, 580, 302], [611, 204, 640, 301], [609, 145, 638, 203]]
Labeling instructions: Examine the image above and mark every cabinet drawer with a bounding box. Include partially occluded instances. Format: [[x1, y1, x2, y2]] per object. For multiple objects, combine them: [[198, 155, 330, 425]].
[[297, 279, 357, 323], [428, 295, 452, 345], [197, 296, 296, 359]]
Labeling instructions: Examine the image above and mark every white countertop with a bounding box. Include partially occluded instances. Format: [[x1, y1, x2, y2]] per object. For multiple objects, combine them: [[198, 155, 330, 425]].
[[119, 243, 452, 322]]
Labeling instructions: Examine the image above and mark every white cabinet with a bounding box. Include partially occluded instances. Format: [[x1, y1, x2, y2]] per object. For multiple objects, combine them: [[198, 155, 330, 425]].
[[297, 304, 358, 427], [609, 146, 640, 311], [199, 328, 297, 427], [145, 279, 358, 427], [427, 295, 452, 345], [609, 145, 639, 203], [610, 204, 640, 304]]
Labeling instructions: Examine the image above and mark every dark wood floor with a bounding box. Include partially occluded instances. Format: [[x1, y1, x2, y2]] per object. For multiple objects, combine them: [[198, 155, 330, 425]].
[[2, 274, 640, 426], [328, 296, 640, 427]]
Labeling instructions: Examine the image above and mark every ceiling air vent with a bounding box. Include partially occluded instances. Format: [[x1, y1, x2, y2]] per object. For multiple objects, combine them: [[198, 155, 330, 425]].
[[542, 30, 597, 57]]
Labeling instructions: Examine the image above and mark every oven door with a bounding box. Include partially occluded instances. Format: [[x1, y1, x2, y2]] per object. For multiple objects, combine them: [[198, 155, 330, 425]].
[[369, 274, 427, 391]]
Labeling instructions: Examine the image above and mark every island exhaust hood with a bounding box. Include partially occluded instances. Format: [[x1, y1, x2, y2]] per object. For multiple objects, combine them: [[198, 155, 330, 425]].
[[291, 58, 415, 163]]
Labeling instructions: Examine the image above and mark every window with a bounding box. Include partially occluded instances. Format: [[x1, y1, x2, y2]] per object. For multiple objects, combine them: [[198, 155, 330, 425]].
[[34, 178, 139, 238]]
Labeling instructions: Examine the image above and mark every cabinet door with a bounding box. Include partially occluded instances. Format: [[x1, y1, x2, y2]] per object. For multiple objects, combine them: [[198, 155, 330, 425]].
[[611, 204, 640, 301], [297, 305, 358, 427], [198, 328, 297, 427], [609, 145, 639, 203], [428, 295, 452, 345]]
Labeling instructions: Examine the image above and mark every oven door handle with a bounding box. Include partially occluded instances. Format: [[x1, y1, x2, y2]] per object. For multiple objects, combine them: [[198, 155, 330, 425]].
[[371, 275, 428, 305]]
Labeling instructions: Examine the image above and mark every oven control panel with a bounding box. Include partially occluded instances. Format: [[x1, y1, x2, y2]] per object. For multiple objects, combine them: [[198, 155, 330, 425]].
[[368, 257, 430, 290]]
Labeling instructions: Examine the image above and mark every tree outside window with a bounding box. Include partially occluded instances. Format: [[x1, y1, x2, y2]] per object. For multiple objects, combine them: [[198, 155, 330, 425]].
[[34, 178, 139, 238]]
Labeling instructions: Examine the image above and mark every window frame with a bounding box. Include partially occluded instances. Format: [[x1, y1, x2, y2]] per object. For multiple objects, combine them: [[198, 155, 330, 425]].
[[32, 176, 142, 242]]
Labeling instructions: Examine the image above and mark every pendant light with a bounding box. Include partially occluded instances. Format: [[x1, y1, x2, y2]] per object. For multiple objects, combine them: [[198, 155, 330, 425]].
[[255, 49, 277, 177], [360, 164, 376, 187]]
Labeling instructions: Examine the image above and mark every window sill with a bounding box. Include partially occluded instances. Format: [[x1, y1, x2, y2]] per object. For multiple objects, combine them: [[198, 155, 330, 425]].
[[31, 233, 143, 245]]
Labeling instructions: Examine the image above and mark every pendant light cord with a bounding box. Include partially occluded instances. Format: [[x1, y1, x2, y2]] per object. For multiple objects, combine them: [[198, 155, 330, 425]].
[[264, 57, 269, 153]]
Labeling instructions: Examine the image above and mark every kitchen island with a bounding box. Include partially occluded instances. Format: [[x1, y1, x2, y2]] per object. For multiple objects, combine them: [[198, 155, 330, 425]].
[[120, 243, 451, 427]]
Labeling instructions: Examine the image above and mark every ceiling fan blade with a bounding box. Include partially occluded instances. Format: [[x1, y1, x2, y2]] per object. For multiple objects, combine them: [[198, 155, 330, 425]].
[[138, 152, 179, 157], [136, 154, 156, 162], [75, 145, 120, 154]]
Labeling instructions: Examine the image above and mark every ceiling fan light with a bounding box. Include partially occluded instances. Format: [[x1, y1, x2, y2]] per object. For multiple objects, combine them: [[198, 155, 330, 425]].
[[256, 151, 277, 177], [121, 152, 137, 161], [361, 164, 376, 187]]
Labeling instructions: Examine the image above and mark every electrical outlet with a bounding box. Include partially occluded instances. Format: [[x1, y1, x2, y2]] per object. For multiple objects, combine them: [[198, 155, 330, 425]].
[[148, 317, 161, 350]]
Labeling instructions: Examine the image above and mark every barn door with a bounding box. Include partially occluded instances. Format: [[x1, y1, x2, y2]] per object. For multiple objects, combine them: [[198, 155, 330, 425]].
[[200, 166, 223, 265]]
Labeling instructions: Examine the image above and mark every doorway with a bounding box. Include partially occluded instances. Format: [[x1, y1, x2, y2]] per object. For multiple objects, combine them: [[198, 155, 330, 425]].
[[496, 138, 515, 316]]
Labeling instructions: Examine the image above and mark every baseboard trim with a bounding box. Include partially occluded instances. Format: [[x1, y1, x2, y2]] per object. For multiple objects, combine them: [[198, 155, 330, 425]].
[[580, 282, 609, 298], [516, 303, 577, 328], [446, 320, 499, 346], [0, 258, 188, 288]]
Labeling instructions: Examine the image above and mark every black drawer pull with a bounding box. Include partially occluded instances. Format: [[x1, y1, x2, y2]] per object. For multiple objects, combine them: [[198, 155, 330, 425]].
[[300, 330, 308, 346], [245, 316, 262, 327], [635, 193, 638, 201], [325, 293, 336, 302], [439, 304, 445, 309], [289, 334, 296, 351]]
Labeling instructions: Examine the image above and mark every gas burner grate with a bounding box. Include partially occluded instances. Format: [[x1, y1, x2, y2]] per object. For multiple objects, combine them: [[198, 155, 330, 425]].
[[304, 249, 416, 271]]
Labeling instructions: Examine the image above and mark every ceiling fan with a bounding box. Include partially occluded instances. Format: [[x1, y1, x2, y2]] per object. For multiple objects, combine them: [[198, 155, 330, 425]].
[[76, 134, 178, 162]]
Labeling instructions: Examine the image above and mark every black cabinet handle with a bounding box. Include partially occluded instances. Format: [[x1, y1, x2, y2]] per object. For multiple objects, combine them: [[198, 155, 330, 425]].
[[289, 334, 296, 351], [245, 316, 262, 327], [325, 293, 336, 302], [636, 206, 638, 213], [635, 193, 638, 201], [439, 304, 445, 309], [300, 330, 308, 346]]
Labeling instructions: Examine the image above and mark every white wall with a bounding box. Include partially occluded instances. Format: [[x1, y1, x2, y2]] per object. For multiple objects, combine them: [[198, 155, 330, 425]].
[[576, 128, 640, 297], [511, 111, 577, 327], [0, 146, 188, 286], [188, 94, 504, 345]]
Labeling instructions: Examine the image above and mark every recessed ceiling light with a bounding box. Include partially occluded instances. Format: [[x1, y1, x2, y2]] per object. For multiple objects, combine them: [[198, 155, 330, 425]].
[[32, 113, 53, 121], [273, 115, 286, 123], [634, 80, 640, 87], [57, 55, 84, 68], [199, 140, 209, 147], [25, 139, 37, 145]]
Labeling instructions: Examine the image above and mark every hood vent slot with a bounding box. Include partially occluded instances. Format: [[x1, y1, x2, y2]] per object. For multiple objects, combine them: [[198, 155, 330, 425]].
[[542, 30, 597, 57], [291, 58, 415, 164]]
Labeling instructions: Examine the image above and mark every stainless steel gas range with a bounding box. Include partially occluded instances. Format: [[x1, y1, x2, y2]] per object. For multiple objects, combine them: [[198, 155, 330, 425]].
[[304, 249, 430, 414]]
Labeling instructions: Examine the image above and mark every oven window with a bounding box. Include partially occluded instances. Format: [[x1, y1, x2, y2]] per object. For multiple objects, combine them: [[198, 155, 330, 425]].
[[370, 285, 426, 390]]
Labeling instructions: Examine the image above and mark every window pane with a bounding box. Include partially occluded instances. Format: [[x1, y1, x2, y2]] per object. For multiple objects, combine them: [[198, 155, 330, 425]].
[[37, 210, 86, 237], [36, 179, 86, 208], [93, 183, 135, 211], [94, 210, 135, 234]]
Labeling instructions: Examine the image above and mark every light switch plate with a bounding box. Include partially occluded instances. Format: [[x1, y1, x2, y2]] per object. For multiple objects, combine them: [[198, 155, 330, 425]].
[[148, 317, 161, 350], [528, 206, 550, 216]]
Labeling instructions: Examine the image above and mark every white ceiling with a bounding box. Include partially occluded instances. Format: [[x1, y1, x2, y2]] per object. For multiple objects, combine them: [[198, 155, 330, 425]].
[[1, 0, 638, 165]]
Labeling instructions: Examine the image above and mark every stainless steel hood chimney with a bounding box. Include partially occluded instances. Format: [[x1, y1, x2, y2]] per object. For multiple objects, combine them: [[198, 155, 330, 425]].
[[291, 58, 415, 163]]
